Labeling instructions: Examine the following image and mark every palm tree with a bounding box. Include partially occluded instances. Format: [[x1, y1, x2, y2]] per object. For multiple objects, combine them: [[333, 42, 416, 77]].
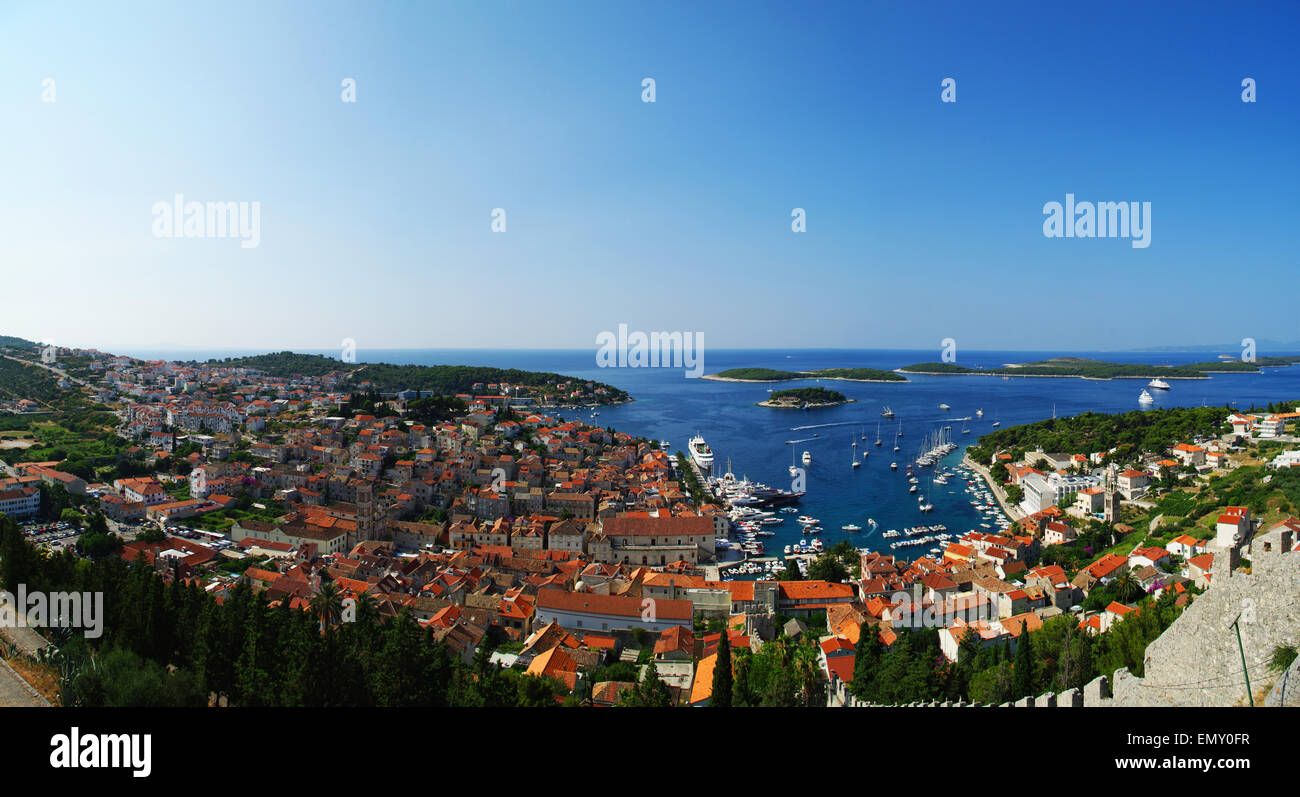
[[309, 581, 344, 632], [1113, 569, 1142, 603]]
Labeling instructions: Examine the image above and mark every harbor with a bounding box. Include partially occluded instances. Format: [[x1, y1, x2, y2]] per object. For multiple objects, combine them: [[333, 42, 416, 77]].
[[693, 418, 1018, 580]]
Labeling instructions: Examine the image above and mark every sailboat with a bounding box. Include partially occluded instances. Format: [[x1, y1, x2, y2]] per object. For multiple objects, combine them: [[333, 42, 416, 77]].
[[991, 409, 1000, 428], [875, 421, 882, 446], [788, 444, 798, 478], [851, 439, 860, 468]]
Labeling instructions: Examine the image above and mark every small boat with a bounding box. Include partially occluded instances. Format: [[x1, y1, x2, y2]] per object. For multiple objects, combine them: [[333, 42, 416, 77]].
[[890, 462, 898, 470], [976, 408, 983, 418], [802, 450, 813, 465], [881, 406, 895, 419], [939, 403, 951, 411], [842, 524, 862, 532]]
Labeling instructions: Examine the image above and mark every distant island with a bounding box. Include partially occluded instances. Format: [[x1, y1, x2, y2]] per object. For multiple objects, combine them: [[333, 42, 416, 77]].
[[758, 386, 853, 408], [897, 356, 1300, 380], [705, 367, 906, 383]]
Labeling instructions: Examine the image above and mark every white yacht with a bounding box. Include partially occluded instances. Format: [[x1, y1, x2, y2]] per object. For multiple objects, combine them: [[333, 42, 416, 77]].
[[688, 434, 714, 470], [939, 403, 951, 411], [802, 450, 812, 466], [1139, 389, 1155, 405], [1147, 378, 1171, 390]]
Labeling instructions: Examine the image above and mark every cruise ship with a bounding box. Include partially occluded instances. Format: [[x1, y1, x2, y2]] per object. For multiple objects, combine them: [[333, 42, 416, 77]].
[[1147, 378, 1171, 390], [688, 434, 714, 471]]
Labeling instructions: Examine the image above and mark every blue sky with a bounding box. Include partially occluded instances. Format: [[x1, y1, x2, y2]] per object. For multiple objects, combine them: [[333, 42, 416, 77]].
[[1, 1, 1296, 353]]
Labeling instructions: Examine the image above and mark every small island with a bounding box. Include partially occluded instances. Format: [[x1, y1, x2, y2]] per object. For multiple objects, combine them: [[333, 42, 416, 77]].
[[705, 366, 906, 383], [758, 386, 854, 408]]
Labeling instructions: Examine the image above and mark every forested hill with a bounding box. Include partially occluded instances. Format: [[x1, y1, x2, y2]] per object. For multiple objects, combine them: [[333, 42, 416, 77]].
[[189, 351, 631, 402], [196, 352, 358, 377], [966, 405, 1239, 462], [0, 335, 37, 351], [347, 362, 630, 401]]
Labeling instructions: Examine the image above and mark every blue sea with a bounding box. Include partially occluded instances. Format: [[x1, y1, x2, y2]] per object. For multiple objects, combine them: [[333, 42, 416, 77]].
[[121, 347, 1300, 564]]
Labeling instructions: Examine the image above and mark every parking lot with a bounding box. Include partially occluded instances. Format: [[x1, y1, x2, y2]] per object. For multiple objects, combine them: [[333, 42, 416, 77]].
[[18, 520, 81, 549], [16, 518, 235, 553]]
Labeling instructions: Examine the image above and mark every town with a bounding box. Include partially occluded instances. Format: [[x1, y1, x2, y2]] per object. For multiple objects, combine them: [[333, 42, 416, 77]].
[[1, 337, 1298, 708]]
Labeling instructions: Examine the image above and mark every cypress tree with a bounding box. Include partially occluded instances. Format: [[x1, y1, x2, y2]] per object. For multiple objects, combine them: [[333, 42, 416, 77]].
[[1012, 620, 1034, 698], [712, 631, 733, 707]]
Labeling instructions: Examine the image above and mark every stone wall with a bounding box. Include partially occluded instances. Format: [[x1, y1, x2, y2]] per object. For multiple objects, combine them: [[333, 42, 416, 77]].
[[835, 674, 1114, 707], [1110, 528, 1300, 707]]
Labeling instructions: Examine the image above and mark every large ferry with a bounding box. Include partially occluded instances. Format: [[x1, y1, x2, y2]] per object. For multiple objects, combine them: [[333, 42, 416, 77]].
[[688, 434, 714, 471]]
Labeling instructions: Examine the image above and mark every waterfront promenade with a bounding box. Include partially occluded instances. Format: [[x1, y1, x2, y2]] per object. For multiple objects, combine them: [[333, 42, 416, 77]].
[[961, 455, 1025, 523]]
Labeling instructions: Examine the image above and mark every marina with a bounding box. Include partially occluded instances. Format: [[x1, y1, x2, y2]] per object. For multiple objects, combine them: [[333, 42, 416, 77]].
[[696, 420, 1019, 579]]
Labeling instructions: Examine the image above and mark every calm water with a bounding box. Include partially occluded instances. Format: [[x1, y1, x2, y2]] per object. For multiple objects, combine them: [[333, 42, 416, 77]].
[[124, 347, 1300, 562]]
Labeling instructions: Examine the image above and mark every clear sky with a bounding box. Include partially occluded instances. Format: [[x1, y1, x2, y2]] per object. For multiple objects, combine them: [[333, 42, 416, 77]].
[[2, 1, 1296, 353]]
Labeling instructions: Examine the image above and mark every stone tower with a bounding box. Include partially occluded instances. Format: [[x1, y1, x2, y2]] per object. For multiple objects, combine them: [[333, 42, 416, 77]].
[[1103, 464, 1121, 524], [355, 482, 373, 546]]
